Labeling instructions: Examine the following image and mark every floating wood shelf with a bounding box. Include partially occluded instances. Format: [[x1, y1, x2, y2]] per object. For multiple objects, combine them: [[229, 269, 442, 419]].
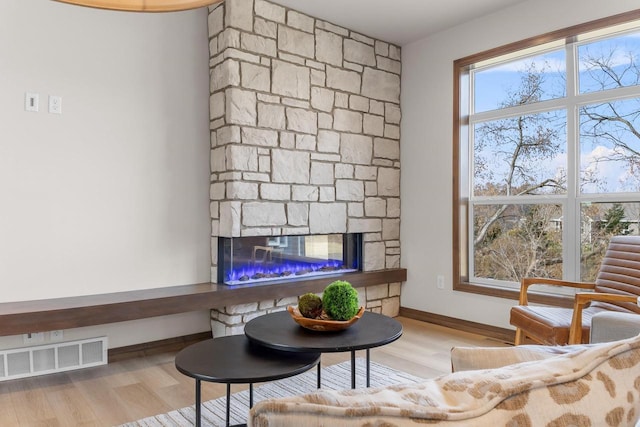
[[0, 269, 406, 336]]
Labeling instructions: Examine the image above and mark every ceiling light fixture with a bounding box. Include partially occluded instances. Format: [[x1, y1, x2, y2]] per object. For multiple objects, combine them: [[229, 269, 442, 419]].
[[53, 0, 223, 12]]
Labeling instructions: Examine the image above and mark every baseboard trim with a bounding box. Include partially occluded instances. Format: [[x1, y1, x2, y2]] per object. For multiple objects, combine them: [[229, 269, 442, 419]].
[[400, 307, 515, 344], [108, 331, 211, 362]]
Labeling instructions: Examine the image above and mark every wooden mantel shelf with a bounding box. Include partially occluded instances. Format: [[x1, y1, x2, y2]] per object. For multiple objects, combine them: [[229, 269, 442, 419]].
[[0, 269, 406, 336]]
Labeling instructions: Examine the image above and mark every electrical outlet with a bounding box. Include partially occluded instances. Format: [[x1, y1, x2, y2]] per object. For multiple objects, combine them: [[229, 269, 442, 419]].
[[436, 275, 445, 290], [49, 95, 62, 114], [23, 332, 45, 345], [50, 330, 64, 341]]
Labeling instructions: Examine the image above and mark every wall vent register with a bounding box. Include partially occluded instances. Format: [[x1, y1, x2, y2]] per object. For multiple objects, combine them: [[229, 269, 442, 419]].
[[0, 337, 108, 381]]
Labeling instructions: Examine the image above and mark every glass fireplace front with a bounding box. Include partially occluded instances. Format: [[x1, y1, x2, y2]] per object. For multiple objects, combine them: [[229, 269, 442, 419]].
[[218, 233, 362, 285]]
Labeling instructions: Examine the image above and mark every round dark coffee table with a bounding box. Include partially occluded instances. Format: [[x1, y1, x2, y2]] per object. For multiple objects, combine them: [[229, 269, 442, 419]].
[[244, 310, 402, 389], [175, 335, 320, 427]]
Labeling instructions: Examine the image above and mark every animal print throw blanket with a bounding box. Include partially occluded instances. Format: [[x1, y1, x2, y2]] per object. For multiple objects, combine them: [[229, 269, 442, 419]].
[[249, 334, 640, 426]]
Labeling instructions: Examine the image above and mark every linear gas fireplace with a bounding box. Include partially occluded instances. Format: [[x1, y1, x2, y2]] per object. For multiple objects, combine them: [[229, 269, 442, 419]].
[[218, 233, 362, 285]]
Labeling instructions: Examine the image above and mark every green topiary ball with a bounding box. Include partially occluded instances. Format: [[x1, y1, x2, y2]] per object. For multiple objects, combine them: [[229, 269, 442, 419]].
[[298, 293, 323, 319], [322, 280, 359, 320]]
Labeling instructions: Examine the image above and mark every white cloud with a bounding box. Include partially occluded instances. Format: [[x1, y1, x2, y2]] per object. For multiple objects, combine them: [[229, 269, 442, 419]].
[[551, 151, 567, 182], [581, 145, 639, 192]]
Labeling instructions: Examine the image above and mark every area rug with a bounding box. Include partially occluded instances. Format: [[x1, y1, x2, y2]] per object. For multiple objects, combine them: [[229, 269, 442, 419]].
[[120, 358, 425, 427]]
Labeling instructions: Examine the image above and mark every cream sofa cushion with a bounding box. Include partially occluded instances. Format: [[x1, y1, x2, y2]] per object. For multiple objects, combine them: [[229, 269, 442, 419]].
[[451, 342, 587, 372]]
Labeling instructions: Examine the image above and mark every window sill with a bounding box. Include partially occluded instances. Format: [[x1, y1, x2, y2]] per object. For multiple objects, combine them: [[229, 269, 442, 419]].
[[454, 280, 574, 308]]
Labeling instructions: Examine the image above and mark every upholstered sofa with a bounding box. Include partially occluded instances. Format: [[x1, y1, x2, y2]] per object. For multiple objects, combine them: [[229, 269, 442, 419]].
[[248, 330, 640, 426]]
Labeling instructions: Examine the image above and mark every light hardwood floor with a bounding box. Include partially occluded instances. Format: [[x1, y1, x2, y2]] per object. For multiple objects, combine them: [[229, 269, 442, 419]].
[[0, 317, 510, 426]]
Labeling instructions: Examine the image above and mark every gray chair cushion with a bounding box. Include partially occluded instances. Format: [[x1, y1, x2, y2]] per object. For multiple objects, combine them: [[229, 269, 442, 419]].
[[590, 311, 640, 343]]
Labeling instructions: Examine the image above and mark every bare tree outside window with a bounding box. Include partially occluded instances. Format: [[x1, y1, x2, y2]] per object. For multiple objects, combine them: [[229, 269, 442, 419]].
[[579, 38, 640, 194], [472, 62, 566, 282], [468, 29, 640, 288], [578, 35, 640, 280]]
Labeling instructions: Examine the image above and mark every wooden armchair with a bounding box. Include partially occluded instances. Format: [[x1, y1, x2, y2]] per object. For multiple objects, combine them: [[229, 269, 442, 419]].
[[510, 235, 640, 345]]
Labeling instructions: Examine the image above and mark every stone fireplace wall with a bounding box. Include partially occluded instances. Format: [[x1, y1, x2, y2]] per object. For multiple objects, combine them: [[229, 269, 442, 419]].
[[207, 0, 402, 336]]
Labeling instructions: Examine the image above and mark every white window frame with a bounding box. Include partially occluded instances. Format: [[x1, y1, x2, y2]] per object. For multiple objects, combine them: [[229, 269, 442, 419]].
[[454, 11, 640, 300]]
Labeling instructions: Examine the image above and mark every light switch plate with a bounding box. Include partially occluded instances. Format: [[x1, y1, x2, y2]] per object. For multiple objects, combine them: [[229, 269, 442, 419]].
[[23, 332, 45, 345], [25, 93, 39, 112]]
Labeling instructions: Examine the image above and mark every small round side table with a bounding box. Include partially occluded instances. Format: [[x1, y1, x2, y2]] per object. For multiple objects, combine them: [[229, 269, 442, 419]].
[[175, 335, 320, 427], [245, 310, 402, 389]]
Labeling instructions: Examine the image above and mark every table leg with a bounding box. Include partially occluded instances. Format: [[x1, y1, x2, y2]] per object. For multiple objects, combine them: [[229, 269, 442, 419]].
[[249, 383, 254, 408], [317, 360, 322, 389], [351, 350, 356, 389], [366, 348, 371, 387], [226, 383, 231, 427], [195, 378, 201, 427]]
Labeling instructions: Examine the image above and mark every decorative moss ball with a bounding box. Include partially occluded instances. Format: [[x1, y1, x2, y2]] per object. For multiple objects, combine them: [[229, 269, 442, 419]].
[[298, 293, 323, 318], [322, 280, 359, 320]]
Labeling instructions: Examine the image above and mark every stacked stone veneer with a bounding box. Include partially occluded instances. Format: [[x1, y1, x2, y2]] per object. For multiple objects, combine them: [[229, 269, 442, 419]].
[[207, 0, 402, 336]]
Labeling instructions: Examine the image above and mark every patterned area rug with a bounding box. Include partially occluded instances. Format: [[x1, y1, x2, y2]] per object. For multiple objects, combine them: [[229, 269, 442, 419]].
[[119, 358, 424, 427]]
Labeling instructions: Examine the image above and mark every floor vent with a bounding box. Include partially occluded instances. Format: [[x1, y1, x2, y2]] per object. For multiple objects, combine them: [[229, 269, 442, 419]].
[[0, 337, 108, 381]]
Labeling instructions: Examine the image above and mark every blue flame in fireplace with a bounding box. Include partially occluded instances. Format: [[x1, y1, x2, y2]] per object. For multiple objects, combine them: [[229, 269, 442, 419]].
[[225, 258, 356, 285]]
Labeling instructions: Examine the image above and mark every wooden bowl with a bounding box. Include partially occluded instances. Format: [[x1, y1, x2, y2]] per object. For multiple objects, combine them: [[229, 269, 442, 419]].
[[287, 305, 365, 332]]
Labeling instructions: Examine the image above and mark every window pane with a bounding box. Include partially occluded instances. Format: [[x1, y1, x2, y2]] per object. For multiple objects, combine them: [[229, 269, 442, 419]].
[[580, 202, 640, 281], [459, 18, 640, 296], [473, 110, 567, 196], [473, 50, 566, 113], [473, 204, 563, 282], [579, 32, 640, 94], [580, 98, 640, 193]]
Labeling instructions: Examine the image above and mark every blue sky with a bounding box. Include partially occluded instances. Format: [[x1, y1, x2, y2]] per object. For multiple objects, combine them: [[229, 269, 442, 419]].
[[471, 32, 640, 195]]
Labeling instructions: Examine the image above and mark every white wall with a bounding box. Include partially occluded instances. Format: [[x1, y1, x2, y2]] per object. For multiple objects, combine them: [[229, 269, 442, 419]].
[[0, 0, 212, 347], [401, 0, 640, 329]]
